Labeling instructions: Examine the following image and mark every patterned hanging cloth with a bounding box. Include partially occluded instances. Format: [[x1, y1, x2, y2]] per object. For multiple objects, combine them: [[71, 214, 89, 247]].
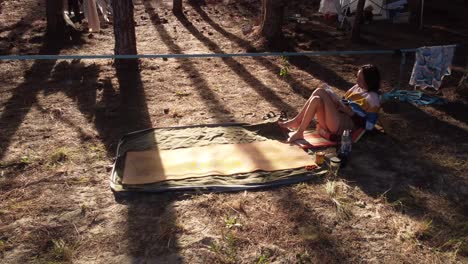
[[409, 45, 456, 90]]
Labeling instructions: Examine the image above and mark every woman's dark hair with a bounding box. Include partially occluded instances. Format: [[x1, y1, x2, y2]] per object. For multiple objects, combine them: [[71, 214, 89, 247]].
[[360, 64, 381, 92]]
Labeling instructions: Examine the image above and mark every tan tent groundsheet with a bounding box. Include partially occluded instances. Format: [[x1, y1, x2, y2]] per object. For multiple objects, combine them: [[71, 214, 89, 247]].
[[123, 140, 315, 185]]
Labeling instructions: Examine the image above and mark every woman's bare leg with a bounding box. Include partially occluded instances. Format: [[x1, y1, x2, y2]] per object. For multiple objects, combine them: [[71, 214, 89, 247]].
[[287, 89, 344, 142], [287, 96, 322, 142], [279, 88, 328, 130], [278, 97, 312, 130], [310, 88, 343, 133]]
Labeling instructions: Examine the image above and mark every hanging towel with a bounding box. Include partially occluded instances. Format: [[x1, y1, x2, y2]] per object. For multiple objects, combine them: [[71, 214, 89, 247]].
[[409, 45, 456, 90], [96, 0, 110, 22], [319, 0, 339, 14]]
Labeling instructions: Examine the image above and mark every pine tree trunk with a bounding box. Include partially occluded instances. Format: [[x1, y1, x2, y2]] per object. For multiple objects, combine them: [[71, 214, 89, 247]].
[[173, 0, 183, 15], [351, 0, 366, 42], [111, 0, 138, 70], [408, 0, 422, 29], [46, 0, 65, 40], [259, 0, 285, 43], [111, 0, 140, 104]]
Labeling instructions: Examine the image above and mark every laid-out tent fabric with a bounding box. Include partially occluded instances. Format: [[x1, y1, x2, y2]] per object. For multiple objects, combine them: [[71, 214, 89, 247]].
[[110, 121, 328, 193], [122, 140, 316, 185]]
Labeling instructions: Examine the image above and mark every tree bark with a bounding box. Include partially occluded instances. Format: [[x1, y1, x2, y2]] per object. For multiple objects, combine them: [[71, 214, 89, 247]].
[[351, 0, 366, 42], [259, 0, 285, 43], [408, 0, 422, 29], [111, 0, 138, 71], [173, 0, 183, 15], [46, 0, 65, 41]]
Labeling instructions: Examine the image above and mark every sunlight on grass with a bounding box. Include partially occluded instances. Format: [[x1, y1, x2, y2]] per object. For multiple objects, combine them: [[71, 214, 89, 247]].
[[32, 238, 74, 264], [174, 90, 192, 97], [48, 148, 71, 166], [325, 180, 337, 197], [50, 239, 73, 262], [324, 180, 353, 220], [7, 199, 33, 211], [209, 231, 240, 263], [70, 176, 90, 185], [298, 225, 321, 242], [85, 143, 106, 160], [295, 250, 312, 264], [414, 219, 433, 240]]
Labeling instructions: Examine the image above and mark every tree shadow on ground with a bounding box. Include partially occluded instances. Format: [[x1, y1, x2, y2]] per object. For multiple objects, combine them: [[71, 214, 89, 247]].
[[190, 2, 354, 103], [0, 7, 39, 55], [144, 1, 231, 121], [0, 43, 61, 160], [288, 55, 354, 91], [350, 102, 468, 209], [90, 60, 179, 261], [119, 192, 185, 263], [175, 11, 296, 114], [432, 100, 468, 126], [275, 187, 364, 263], [189, 3, 315, 99], [343, 101, 468, 255]]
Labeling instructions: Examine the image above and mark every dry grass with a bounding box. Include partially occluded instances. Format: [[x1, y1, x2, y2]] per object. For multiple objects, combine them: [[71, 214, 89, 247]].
[[324, 180, 354, 220], [0, 0, 467, 263]]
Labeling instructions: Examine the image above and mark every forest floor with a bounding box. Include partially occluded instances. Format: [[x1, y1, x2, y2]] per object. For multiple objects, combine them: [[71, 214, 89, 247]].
[[1, 0, 468, 263]]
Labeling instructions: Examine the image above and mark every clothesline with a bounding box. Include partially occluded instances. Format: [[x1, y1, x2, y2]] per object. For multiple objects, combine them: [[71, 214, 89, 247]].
[[0, 45, 460, 90], [0, 49, 418, 61]]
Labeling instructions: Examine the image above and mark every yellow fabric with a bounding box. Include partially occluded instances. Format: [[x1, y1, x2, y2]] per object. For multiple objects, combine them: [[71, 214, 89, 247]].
[[344, 85, 380, 113], [122, 140, 315, 185]]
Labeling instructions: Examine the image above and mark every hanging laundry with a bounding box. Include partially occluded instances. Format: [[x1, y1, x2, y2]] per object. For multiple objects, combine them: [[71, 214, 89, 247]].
[[319, 0, 338, 14], [83, 0, 101, 32], [96, 0, 111, 23], [409, 45, 456, 90]]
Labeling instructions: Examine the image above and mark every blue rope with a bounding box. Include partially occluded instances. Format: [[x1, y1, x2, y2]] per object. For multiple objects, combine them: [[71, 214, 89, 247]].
[[0, 49, 417, 61]]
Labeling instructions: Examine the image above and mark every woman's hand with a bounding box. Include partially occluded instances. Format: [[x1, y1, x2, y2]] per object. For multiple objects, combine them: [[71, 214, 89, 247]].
[[341, 103, 354, 116], [337, 100, 354, 116]]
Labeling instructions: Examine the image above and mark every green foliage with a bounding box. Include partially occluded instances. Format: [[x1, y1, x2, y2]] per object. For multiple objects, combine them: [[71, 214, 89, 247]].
[[49, 148, 69, 165], [209, 231, 239, 263], [49, 239, 72, 262], [279, 67, 289, 77], [0, 239, 5, 252], [20, 155, 33, 165], [295, 250, 312, 264], [174, 91, 191, 97], [256, 251, 270, 264], [414, 219, 433, 240], [224, 232, 238, 262], [224, 216, 242, 229], [80, 204, 88, 216], [85, 143, 106, 160], [279, 56, 290, 77]]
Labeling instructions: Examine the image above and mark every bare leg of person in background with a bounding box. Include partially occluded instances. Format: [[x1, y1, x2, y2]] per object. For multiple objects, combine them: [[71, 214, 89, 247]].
[[282, 88, 344, 142]]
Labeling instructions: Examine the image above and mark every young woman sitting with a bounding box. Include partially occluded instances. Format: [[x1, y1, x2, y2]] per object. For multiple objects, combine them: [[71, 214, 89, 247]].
[[279, 64, 381, 143]]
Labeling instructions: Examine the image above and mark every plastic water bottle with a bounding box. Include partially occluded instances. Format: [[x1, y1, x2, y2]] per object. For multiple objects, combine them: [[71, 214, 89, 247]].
[[340, 129, 352, 155], [338, 129, 352, 167]]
